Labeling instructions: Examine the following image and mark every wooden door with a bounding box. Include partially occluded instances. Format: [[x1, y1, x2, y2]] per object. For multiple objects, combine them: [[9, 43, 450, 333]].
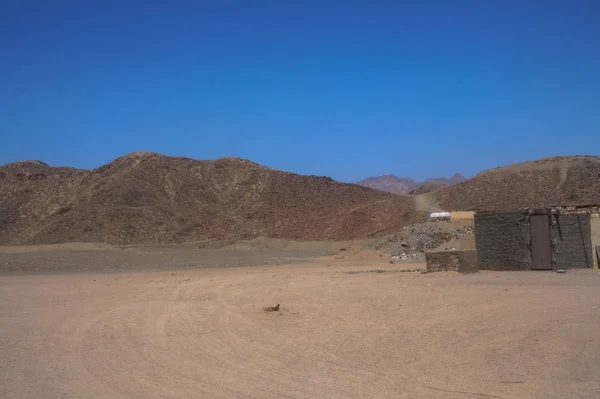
[[531, 215, 552, 270]]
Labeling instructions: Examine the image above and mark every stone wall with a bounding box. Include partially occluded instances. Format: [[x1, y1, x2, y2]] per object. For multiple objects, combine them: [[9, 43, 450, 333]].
[[591, 213, 600, 270], [426, 251, 458, 272], [552, 213, 593, 269], [474, 211, 531, 270], [475, 210, 594, 271], [457, 250, 480, 273], [425, 250, 478, 273]]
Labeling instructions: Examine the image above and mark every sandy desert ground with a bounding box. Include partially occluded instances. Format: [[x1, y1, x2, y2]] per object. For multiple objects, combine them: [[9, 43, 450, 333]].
[[1, 246, 600, 398]]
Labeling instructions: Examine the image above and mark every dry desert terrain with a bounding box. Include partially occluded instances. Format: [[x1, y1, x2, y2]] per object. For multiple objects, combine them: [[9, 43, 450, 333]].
[[1, 246, 600, 398]]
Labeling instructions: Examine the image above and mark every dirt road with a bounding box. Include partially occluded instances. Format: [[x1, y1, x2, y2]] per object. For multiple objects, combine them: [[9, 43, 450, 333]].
[[1, 258, 600, 398], [414, 192, 445, 212]]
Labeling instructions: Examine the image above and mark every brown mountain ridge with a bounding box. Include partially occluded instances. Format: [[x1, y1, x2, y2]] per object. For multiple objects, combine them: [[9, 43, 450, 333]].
[[2, 153, 599, 246], [0, 152, 424, 245], [432, 155, 600, 211]]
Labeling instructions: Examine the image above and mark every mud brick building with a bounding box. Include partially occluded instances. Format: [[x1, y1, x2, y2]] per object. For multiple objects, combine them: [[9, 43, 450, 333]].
[[474, 206, 600, 271]]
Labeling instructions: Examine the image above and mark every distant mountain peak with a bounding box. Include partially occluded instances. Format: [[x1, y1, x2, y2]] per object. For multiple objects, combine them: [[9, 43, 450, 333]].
[[424, 174, 467, 187], [357, 173, 465, 194]]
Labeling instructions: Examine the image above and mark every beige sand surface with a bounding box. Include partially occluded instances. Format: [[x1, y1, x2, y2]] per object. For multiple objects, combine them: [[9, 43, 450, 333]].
[[1, 254, 600, 398]]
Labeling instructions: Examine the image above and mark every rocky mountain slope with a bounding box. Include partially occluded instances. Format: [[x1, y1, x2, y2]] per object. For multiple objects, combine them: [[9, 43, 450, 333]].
[[357, 173, 465, 194], [433, 156, 600, 211], [408, 183, 445, 195], [3, 153, 598, 246], [0, 152, 425, 245]]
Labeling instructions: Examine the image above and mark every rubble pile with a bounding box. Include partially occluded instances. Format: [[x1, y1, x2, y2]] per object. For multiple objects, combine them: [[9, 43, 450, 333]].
[[371, 222, 474, 261]]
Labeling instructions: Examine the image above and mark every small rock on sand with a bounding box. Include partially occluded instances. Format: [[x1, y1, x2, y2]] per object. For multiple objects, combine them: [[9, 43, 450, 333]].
[[263, 304, 280, 312]]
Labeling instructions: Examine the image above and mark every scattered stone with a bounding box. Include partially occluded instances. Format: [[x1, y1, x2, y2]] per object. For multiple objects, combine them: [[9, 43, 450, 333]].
[[346, 269, 420, 275], [370, 221, 474, 261], [556, 269, 566, 273]]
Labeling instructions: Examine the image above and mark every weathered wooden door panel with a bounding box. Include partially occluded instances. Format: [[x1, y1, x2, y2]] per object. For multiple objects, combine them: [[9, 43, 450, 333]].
[[531, 215, 552, 270]]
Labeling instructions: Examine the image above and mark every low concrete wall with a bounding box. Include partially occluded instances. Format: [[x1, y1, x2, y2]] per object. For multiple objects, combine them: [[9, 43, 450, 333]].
[[450, 211, 475, 222], [457, 250, 480, 273], [426, 251, 459, 272], [426, 250, 479, 274]]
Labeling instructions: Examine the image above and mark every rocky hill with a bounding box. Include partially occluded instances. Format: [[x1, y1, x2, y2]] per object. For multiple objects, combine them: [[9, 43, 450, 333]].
[[357, 173, 465, 194], [408, 183, 445, 195], [434, 156, 600, 211], [3, 153, 598, 246], [0, 152, 425, 245], [356, 175, 420, 194]]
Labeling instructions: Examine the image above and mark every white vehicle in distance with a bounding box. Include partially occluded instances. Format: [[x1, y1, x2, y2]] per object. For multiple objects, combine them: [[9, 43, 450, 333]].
[[429, 212, 451, 222]]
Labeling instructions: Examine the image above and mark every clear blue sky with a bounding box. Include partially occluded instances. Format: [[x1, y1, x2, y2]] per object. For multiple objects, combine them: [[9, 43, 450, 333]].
[[1, 0, 598, 181]]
